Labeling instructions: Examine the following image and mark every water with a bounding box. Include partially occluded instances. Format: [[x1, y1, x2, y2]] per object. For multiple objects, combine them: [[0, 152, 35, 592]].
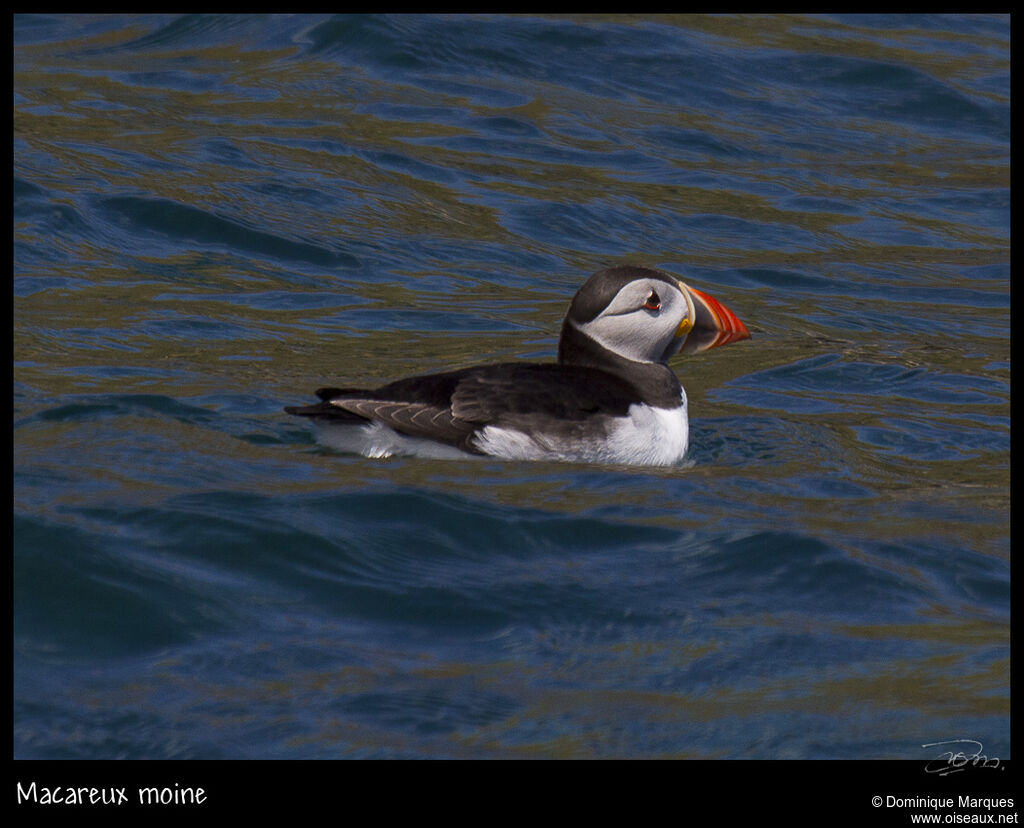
[[14, 14, 1009, 762]]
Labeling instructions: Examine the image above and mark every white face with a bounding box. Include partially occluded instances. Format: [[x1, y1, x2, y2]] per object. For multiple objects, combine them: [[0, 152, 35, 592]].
[[573, 278, 693, 364]]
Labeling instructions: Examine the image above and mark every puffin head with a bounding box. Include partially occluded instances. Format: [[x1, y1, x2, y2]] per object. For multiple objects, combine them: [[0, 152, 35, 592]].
[[560, 265, 750, 365]]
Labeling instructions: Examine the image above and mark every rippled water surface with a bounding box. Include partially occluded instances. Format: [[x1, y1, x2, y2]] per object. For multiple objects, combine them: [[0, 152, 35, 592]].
[[14, 14, 1009, 760]]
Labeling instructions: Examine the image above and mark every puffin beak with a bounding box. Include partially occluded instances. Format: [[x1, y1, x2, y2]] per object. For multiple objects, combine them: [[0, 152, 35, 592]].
[[676, 281, 751, 355]]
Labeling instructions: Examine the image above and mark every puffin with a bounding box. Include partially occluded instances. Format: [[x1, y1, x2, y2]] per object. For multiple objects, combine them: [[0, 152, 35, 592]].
[[285, 265, 749, 466]]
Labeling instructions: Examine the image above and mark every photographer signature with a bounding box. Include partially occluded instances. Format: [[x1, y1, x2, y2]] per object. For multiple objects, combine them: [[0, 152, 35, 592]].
[[922, 739, 1001, 776]]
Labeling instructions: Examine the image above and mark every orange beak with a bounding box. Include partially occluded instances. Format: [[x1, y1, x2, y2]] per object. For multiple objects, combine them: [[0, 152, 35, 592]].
[[676, 282, 751, 355]]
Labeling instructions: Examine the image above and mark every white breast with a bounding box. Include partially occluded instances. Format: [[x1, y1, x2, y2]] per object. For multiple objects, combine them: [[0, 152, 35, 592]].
[[602, 399, 690, 466]]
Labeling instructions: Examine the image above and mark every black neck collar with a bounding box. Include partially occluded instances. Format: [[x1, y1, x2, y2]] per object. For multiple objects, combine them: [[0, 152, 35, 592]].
[[557, 320, 682, 408]]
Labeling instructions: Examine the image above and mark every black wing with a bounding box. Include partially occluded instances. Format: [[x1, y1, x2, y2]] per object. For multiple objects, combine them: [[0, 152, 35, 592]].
[[285, 363, 643, 451], [285, 370, 478, 449]]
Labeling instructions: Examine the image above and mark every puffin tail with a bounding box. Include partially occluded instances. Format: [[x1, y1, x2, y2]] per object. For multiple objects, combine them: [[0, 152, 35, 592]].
[[285, 387, 369, 421]]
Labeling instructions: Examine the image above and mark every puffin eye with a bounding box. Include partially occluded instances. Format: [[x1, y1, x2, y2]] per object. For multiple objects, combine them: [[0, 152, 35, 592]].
[[644, 290, 661, 311]]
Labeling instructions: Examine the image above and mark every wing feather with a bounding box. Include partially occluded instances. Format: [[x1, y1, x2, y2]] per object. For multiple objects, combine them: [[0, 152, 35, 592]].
[[287, 362, 645, 452], [329, 397, 478, 447]]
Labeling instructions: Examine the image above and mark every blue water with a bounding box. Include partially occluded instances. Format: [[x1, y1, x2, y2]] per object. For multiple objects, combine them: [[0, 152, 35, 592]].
[[14, 14, 1009, 761]]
